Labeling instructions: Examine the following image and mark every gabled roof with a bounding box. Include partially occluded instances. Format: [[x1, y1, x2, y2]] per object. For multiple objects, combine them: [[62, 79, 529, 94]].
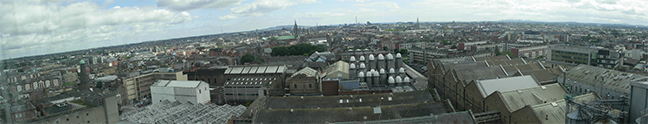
[[526, 93, 598, 124], [495, 83, 567, 112], [476, 75, 540, 98], [291, 67, 318, 78], [565, 64, 647, 94]]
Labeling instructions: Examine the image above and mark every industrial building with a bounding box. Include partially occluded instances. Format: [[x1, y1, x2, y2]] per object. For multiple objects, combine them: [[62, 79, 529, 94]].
[[223, 77, 278, 102], [151, 80, 211, 105], [120, 100, 246, 124], [286, 67, 321, 95], [559, 64, 646, 100], [121, 71, 188, 103], [510, 45, 548, 58], [547, 45, 623, 68], [29, 91, 120, 124]]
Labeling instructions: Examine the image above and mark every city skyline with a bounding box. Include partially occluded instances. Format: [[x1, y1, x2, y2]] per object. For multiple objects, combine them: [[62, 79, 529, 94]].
[[2, 0, 648, 59]]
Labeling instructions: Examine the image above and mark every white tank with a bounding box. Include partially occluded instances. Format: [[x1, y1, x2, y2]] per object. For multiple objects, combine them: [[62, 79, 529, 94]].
[[349, 63, 357, 78], [350, 63, 356, 69], [380, 68, 387, 86], [372, 71, 380, 87], [377, 54, 385, 60], [359, 63, 366, 72], [395, 53, 402, 69], [403, 77, 411, 84], [389, 68, 396, 77], [368, 54, 375, 60], [387, 53, 395, 70], [368, 54, 376, 70], [399, 68, 406, 77], [388, 76, 395, 87], [377, 54, 386, 70], [350, 56, 356, 62], [396, 53, 402, 58], [358, 71, 365, 82], [366, 71, 373, 85], [359, 56, 365, 61], [395, 76, 403, 86]]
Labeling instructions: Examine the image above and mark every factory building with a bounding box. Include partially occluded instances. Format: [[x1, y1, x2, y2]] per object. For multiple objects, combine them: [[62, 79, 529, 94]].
[[151, 80, 211, 105]]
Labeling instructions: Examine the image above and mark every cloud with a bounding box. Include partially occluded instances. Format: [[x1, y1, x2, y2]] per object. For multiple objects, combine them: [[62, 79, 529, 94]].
[[337, 0, 370, 2], [0, 1, 195, 58], [353, 1, 399, 9], [294, 12, 346, 19], [218, 0, 318, 20], [156, 0, 244, 11]]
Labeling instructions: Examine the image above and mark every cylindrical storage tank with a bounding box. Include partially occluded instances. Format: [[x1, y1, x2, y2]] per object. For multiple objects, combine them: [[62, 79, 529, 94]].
[[366, 71, 373, 86], [359, 56, 366, 64], [377, 54, 385, 69], [386, 53, 395, 70], [349, 56, 356, 64], [379, 69, 387, 86], [389, 68, 396, 77], [358, 72, 365, 82], [395, 76, 403, 86], [372, 71, 379, 87], [368, 54, 376, 70], [349, 63, 357, 78], [403, 77, 411, 85], [388, 76, 395, 87], [399, 68, 406, 78], [395, 53, 402, 69], [359, 63, 366, 72]]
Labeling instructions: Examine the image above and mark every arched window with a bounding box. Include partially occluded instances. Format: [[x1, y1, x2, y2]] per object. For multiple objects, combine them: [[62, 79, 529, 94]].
[[309, 84, 312, 88]]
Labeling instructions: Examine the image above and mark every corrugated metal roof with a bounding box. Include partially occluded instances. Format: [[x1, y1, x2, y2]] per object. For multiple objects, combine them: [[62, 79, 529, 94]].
[[223, 65, 287, 74], [326, 61, 349, 78], [477, 75, 540, 98], [291, 67, 318, 78], [498, 83, 567, 112], [529, 93, 598, 124], [566, 65, 646, 94]]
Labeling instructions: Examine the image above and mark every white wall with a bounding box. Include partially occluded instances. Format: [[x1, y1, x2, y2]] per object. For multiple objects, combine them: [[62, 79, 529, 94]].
[[151, 85, 176, 104]]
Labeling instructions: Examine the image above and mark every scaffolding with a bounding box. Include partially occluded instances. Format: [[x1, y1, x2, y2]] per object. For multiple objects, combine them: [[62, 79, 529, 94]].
[[120, 100, 246, 124]]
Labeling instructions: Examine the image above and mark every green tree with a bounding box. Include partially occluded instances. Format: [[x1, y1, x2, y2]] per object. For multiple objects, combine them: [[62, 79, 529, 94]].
[[494, 46, 501, 56], [441, 40, 451, 45], [450, 45, 457, 49], [501, 51, 517, 58], [241, 53, 255, 64], [383, 46, 388, 51], [96, 82, 103, 89], [400, 49, 408, 56]]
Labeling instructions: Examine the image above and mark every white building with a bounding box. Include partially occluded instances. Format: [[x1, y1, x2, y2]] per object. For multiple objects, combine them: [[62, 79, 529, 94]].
[[151, 80, 211, 105]]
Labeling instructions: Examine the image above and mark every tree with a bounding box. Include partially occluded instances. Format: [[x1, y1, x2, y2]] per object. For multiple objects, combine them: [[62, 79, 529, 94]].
[[399, 49, 408, 56], [96, 82, 103, 89], [241, 53, 255, 64], [494, 46, 501, 56], [500, 51, 517, 58], [450, 45, 457, 49], [383, 46, 388, 51], [441, 40, 451, 45]]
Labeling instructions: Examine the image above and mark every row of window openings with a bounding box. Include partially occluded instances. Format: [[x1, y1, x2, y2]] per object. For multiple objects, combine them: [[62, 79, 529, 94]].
[[58, 113, 91, 123], [294, 84, 313, 88]]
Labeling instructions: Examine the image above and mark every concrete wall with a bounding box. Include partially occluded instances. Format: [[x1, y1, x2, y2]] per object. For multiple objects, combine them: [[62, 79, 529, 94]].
[[483, 91, 514, 124], [287, 75, 320, 95], [151, 85, 176, 104]]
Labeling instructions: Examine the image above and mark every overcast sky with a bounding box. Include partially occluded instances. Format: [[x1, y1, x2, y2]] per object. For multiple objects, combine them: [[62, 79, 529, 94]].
[[1, 0, 647, 59]]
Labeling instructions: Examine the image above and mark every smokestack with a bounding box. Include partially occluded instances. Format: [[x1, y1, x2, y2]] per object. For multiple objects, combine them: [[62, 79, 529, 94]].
[[79, 60, 90, 91]]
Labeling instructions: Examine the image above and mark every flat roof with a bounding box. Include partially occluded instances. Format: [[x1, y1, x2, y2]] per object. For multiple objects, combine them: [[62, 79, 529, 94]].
[[477, 75, 540, 98], [153, 80, 203, 88]]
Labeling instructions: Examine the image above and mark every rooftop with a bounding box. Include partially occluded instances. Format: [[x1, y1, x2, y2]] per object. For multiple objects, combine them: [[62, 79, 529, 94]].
[[476, 75, 540, 98], [565, 64, 647, 94], [527, 93, 599, 124], [120, 100, 246, 124], [454, 66, 507, 85], [291, 67, 318, 78], [224, 65, 287, 74], [495, 83, 567, 113], [263, 91, 434, 109], [336, 111, 476, 124], [254, 101, 448, 123], [153, 80, 204, 88]]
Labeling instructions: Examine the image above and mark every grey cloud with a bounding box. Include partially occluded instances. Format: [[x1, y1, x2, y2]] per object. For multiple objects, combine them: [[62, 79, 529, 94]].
[[157, 0, 243, 11]]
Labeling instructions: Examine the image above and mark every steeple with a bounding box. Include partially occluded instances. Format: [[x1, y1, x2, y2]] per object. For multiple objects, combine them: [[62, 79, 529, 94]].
[[294, 20, 299, 41], [416, 17, 420, 29]]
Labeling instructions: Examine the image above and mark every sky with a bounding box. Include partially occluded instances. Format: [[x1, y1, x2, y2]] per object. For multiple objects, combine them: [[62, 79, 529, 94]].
[[1, 0, 648, 59]]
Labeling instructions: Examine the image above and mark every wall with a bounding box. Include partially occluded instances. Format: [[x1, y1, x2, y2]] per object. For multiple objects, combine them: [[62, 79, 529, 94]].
[[287, 75, 320, 95], [509, 106, 541, 124]]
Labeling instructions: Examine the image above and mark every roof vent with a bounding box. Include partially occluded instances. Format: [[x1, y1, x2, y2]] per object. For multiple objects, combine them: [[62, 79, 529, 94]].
[[388, 96, 392, 101], [541, 86, 546, 90], [348, 107, 353, 111], [551, 102, 558, 107], [301, 96, 304, 99], [290, 109, 294, 113], [517, 90, 523, 94], [359, 98, 363, 102]]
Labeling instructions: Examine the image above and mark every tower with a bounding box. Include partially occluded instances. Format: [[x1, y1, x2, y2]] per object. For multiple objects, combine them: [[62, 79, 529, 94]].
[[79, 60, 90, 91], [294, 20, 299, 41], [416, 17, 420, 29]]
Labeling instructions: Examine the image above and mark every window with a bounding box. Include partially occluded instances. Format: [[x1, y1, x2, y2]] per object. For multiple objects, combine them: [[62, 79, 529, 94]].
[[86, 113, 88, 116], [309, 84, 312, 88], [67, 119, 69, 121], [77, 116, 79, 118], [199, 90, 201, 94], [88, 121, 90, 123], [294, 84, 297, 88]]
